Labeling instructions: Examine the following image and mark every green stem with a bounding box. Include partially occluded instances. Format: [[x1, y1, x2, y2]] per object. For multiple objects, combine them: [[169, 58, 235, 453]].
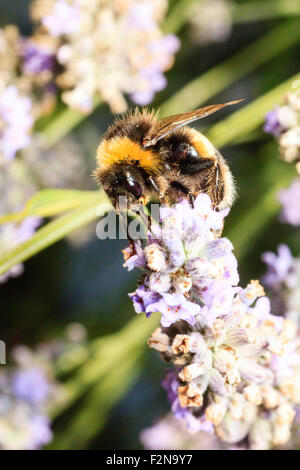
[[163, 0, 201, 33], [233, 0, 300, 23], [160, 18, 300, 116]]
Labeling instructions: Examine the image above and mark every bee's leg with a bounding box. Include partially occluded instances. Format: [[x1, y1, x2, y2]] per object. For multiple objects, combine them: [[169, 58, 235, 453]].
[[148, 176, 160, 195], [119, 210, 135, 247], [159, 195, 171, 206], [189, 193, 195, 208], [169, 181, 195, 208], [138, 206, 152, 232], [170, 181, 189, 197]]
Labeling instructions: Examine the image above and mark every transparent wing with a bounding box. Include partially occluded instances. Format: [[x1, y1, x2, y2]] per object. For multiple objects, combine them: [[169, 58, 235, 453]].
[[143, 99, 244, 147]]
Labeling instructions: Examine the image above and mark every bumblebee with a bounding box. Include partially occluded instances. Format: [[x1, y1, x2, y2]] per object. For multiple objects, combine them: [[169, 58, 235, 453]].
[[94, 100, 242, 214]]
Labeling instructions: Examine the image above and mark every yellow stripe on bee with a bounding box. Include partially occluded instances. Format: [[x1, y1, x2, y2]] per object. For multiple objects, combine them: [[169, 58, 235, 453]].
[[96, 137, 161, 173], [186, 128, 216, 159]]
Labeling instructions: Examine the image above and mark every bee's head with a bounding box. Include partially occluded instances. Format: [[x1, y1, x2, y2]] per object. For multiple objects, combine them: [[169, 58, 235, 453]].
[[95, 130, 162, 211], [97, 163, 149, 211]]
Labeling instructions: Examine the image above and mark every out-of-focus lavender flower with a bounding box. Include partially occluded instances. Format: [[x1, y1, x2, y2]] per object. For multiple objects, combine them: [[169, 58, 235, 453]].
[[0, 324, 88, 450], [125, 195, 300, 449], [0, 24, 57, 126], [42, 0, 80, 37], [130, 34, 180, 106], [29, 415, 53, 450], [31, 0, 179, 112], [12, 369, 52, 405], [188, 0, 232, 45], [0, 85, 34, 161], [0, 400, 52, 450], [140, 413, 223, 450], [262, 244, 294, 286], [262, 244, 300, 325], [278, 178, 300, 226], [264, 91, 300, 173], [22, 41, 55, 75], [264, 109, 286, 137], [128, 1, 156, 31], [0, 364, 53, 450]]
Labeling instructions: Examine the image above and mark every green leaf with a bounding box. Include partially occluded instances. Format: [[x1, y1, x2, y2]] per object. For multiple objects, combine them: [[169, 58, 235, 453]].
[[163, 0, 200, 33], [0, 189, 101, 224], [0, 191, 110, 277]]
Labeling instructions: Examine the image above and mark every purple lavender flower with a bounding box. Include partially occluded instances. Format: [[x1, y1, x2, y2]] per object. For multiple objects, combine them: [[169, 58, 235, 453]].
[[12, 369, 52, 405], [42, 0, 80, 37], [123, 241, 147, 271], [249, 296, 284, 332], [130, 34, 180, 106], [198, 282, 239, 326], [129, 286, 160, 316], [140, 413, 218, 450], [262, 244, 294, 287], [16, 217, 42, 244], [22, 41, 55, 75], [264, 108, 286, 137], [161, 194, 228, 241], [128, 2, 156, 31], [148, 35, 181, 69], [147, 292, 200, 327], [0, 86, 34, 160], [278, 178, 300, 227], [130, 70, 167, 105], [130, 90, 156, 107], [162, 371, 214, 434], [129, 194, 300, 449], [270, 340, 300, 385], [0, 363, 54, 449], [28, 415, 53, 450]]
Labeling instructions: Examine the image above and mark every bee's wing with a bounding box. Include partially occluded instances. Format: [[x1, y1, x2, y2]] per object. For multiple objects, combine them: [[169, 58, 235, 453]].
[[143, 99, 243, 147]]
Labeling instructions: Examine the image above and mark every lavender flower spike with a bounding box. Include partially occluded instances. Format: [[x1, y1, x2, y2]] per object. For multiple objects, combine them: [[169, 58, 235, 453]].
[[124, 195, 300, 450], [278, 178, 300, 227], [263, 91, 300, 172]]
